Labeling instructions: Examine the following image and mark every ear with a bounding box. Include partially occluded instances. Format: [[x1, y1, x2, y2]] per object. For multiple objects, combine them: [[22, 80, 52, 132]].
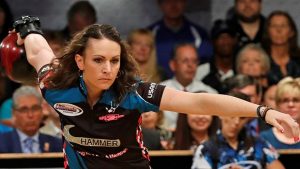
[[169, 60, 176, 72], [75, 54, 84, 71]]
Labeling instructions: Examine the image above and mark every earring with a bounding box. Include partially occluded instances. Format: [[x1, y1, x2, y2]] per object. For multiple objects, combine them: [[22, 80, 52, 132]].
[[78, 70, 83, 77]]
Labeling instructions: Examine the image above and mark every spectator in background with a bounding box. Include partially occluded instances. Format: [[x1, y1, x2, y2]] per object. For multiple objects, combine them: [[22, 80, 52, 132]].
[[148, 0, 213, 78], [261, 77, 300, 149], [228, 0, 265, 49], [173, 113, 218, 151], [160, 43, 217, 131], [60, 1, 97, 41], [261, 11, 300, 85], [195, 19, 237, 94], [127, 29, 167, 83], [236, 43, 270, 88], [0, 86, 62, 153], [0, 0, 13, 41], [192, 91, 284, 169]]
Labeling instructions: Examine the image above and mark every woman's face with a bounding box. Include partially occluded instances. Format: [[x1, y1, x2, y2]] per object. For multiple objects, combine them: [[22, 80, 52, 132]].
[[75, 38, 121, 92], [130, 34, 152, 64], [277, 92, 300, 121], [187, 114, 213, 133], [269, 15, 294, 46], [239, 49, 264, 77], [221, 117, 249, 140]]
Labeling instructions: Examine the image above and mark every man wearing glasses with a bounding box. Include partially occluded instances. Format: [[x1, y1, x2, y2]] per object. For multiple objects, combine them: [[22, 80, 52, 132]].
[[0, 86, 62, 153]]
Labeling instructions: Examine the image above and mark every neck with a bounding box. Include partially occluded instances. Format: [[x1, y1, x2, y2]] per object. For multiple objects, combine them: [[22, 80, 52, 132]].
[[164, 16, 183, 29], [271, 45, 290, 59], [239, 19, 260, 39], [215, 55, 233, 73], [191, 131, 208, 144], [175, 77, 192, 88]]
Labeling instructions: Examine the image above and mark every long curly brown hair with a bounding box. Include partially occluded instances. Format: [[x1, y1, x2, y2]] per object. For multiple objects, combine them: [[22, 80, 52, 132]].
[[46, 24, 139, 101]]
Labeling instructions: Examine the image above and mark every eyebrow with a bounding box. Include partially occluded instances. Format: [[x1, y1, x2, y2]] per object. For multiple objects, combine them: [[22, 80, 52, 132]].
[[93, 55, 120, 58]]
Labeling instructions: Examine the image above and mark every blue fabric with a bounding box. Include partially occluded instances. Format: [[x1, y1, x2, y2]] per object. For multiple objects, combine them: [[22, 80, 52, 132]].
[[0, 129, 62, 153], [0, 123, 12, 133], [148, 17, 213, 78], [260, 128, 300, 149], [0, 98, 12, 120], [193, 133, 279, 169]]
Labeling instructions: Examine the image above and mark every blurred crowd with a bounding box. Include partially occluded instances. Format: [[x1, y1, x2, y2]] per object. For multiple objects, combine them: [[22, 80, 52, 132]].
[[0, 0, 300, 168]]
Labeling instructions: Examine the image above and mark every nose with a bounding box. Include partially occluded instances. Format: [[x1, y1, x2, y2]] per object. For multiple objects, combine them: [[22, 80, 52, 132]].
[[232, 117, 240, 124], [102, 61, 112, 74]]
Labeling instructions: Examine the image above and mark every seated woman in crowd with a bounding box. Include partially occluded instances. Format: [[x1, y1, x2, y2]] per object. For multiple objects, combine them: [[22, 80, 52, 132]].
[[235, 43, 270, 88], [173, 113, 218, 151], [127, 28, 166, 83], [192, 91, 284, 169], [261, 10, 300, 85], [261, 77, 300, 149]]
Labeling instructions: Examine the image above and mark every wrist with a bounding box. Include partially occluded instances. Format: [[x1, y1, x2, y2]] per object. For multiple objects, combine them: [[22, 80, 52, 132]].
[[256, 105, 273, 122]]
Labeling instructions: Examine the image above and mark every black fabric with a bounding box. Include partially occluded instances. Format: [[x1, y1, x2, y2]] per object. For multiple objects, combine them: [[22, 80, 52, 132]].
[[136, 82, 166, 107], [13, 16, 43, 39]]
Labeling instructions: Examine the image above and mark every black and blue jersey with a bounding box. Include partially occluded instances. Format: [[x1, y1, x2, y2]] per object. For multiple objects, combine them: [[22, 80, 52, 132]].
[[38, 64, 165, 169]]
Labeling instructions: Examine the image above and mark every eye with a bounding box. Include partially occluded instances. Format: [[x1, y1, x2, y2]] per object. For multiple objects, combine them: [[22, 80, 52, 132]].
[[93, 58, 103, 63], [111, 59, 120, 64]]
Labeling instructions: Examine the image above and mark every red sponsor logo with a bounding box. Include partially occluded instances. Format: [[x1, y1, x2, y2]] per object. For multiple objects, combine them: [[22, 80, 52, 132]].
[[105, 148, 128, 159], [99, 114, 125, 122]]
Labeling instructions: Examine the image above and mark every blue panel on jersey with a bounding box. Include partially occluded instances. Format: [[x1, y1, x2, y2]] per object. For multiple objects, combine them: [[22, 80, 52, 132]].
[[65, 142, 88, 169], [99, 87, 159, 113], [44, 87, 86, 106]]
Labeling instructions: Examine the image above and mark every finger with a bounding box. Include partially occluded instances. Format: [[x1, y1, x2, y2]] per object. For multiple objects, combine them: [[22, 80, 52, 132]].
[[271, 119, 285, 133], [290, 119, 300, 142]]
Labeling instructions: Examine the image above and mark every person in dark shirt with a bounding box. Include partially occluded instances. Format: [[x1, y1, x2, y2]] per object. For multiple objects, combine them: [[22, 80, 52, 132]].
[[228, 0, 265, 50], [148, 0, 213, 78]]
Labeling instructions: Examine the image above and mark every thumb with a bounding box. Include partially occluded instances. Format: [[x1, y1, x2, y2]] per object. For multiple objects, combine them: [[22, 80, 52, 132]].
[[16, 33, 24, 46]]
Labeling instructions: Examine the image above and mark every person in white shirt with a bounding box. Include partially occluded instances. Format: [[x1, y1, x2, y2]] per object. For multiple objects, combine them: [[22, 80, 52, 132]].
[[160, 43, 217, 130]]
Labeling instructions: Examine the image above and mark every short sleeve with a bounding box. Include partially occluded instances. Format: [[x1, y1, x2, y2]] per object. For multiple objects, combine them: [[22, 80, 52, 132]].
[[136, 82, 165, 107]]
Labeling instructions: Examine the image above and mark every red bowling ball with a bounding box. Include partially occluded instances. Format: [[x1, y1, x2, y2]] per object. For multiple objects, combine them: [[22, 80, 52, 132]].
[[0, 32, 37, 84]]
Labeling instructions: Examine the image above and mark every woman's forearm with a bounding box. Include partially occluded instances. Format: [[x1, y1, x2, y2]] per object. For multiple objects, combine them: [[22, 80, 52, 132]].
[[23, 34, 55, 71]]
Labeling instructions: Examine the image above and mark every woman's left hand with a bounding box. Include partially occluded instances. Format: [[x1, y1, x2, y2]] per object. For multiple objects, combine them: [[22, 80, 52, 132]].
[[265, 109, 299, 142]]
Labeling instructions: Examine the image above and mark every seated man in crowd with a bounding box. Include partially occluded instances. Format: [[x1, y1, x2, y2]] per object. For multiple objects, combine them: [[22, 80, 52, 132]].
[[0, 86, 62, 153], [160, 43, 217, 131]]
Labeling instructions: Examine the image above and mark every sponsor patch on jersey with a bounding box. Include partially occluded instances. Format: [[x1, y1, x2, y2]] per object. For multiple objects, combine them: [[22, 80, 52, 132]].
[[64, 125, 121, 147], [54, 103, 83, 116], [99, 114, 125, 122], [147, 83, 157, 98]]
